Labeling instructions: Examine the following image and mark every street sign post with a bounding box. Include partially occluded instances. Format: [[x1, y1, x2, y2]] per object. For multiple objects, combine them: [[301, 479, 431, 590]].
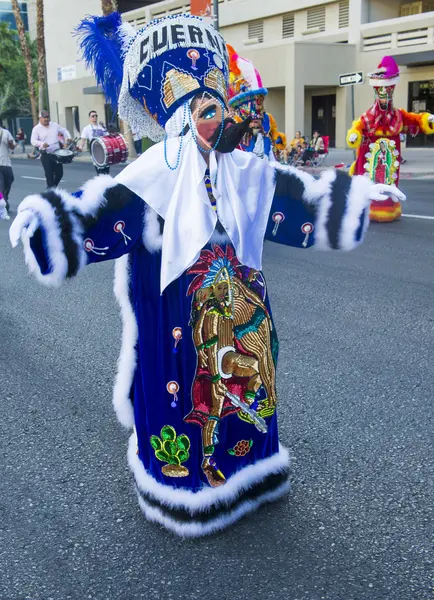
[[339, 72, 364, 159]]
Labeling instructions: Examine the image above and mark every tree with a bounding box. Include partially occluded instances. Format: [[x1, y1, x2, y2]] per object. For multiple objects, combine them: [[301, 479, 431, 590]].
[[36, 0, 47, 113], [101, 0, 117, 15], [0, 22, 37, 120], [10, 0, 38, 124]]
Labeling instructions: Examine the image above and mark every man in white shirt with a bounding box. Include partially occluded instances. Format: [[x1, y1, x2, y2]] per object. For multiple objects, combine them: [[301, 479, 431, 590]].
[[78, 110, 109, 175], [0, 125, 16, 216], [31, 110, 71, 187]]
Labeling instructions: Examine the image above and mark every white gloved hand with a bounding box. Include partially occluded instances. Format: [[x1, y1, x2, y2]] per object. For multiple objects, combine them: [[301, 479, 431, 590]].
[[428, 114, 434, 124], [369, 183, 406, 204], [9, 209, 40, 248], [348, 133, 359, 143]]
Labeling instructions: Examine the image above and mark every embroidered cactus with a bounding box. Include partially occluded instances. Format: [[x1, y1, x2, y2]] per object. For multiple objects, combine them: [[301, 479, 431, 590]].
[[228, 439, 253, 457], [150, 425, 191, 477]]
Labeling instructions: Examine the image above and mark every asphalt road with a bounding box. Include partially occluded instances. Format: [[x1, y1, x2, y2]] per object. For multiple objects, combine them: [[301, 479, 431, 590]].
[[0, 160, 433, 600]]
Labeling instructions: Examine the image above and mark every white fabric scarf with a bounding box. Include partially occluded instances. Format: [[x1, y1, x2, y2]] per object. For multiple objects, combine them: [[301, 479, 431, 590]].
[[116, 103, 276, 293]]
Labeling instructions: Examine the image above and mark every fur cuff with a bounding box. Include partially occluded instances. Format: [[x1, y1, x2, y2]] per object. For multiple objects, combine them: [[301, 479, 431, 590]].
[[18, 191, 87, 286], [314, 172, 371, 251]]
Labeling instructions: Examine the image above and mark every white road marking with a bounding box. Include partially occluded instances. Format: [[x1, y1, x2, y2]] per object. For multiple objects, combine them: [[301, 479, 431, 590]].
[[402, 214, 434, 220], [21, 176, 47, 181]]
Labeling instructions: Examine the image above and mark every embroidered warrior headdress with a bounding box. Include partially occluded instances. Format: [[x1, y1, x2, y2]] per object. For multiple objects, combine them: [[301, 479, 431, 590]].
[[76, 13, 229, 142]]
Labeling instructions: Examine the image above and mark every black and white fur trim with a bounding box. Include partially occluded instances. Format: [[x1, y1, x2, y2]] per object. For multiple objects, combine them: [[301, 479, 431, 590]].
[[274, 165, 371, 250], [18, 191, 87, 286], [128, 433, 290, 537], [16, 176, 121, 285]]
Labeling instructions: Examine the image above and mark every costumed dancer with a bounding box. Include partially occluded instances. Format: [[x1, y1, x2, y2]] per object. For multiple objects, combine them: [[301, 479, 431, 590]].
[[227, 44, 286, 160], [9, 13, 405, 537], [347, 56, 434, 222]]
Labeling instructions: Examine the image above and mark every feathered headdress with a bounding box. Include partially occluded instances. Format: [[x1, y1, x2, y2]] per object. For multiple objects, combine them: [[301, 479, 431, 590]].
[[75, 12, 136, 107], [76, 12, 230, 142]]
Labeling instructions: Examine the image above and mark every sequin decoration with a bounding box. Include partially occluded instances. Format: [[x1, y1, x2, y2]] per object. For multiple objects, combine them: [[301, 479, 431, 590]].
[[150, 425, 190, 477], [83, 238, 109, 256], [272, 212, 285, 236], [166, 380, 180, 408], [163, 69, 200, 110], [228, 439, 253, 456], [114, 221, 132, 245], [187, 48, 200, 70], [301, 222, 314, 248], [172, 327, 182, 353], [203, 68, 228, 103]]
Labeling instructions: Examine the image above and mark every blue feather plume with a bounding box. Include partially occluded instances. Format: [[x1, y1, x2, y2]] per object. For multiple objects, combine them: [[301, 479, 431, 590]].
[[75, 12, 125, 107]]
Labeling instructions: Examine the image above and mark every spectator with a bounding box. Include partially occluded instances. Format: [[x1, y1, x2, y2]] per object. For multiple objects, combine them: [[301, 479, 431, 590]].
[[0, 124, 16, 215], [15, 128, 26, 153], [311, 130, 325, 153]]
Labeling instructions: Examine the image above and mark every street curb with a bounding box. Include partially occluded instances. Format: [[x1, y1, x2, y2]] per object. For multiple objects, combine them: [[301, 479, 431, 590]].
[[10, 154, 434, 179], [300, 166, 434, 180]]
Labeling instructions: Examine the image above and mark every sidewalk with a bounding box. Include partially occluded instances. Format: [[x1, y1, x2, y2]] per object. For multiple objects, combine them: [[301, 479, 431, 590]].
[[10, 144, 434, 178]]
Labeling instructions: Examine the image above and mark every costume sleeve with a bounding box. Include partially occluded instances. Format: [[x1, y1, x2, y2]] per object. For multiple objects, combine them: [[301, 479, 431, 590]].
[[12, 175, 144, 287], [401, 110, 434, 135], [346, 118, 365, 149], [266, 166, 371, 250]]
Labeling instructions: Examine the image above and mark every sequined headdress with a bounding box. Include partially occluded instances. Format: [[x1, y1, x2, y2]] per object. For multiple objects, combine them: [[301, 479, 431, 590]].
[[119, 15, 229, 141], [76, 12, 229, 142]]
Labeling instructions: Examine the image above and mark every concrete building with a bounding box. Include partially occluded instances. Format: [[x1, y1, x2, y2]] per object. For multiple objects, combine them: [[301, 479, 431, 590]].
[[44, 0, 434, 147]]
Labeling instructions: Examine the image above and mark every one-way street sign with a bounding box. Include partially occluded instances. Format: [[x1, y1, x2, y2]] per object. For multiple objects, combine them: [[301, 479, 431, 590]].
[[339, 72, 364, 87]]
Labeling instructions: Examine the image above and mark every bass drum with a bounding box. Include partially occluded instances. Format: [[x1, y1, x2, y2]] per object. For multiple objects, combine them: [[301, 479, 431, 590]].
[[90, 135, 128, 168]]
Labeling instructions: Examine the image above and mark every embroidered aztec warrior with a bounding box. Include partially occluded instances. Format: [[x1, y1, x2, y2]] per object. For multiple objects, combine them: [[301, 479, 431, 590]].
[[185, 245, 277, 486], [9, 13, 405, 537], [347, 55, 434, 222]]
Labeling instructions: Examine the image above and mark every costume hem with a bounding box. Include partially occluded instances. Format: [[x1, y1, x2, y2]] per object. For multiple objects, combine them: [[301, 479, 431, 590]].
[[128, 432, 290, 525], [136, 479, 290, 537]]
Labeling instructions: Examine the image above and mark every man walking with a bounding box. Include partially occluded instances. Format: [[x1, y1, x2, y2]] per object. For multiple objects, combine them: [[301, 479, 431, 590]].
[[0, 124, 16, 216], [30, 110, 71, 188]]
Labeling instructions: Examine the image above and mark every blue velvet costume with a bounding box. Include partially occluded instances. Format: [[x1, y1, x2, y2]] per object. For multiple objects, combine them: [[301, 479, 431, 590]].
[[10, 13, 375, 536]]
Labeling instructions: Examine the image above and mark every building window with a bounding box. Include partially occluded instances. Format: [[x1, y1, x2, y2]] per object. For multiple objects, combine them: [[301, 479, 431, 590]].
[[401, 1, 434, 15], [307, 5, 326, 32], [338, 0, 349, 28], [0, 1, 28, 31], [282, 13, 295, 38], [248, 20, 264, 43]]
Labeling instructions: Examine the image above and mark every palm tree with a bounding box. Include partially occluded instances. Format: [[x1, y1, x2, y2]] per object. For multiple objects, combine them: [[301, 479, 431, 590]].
[[36, 0, 47, 113], [11, 0, 38, 125], [101, 0, 117, 15], [11, 0, 37, 124]]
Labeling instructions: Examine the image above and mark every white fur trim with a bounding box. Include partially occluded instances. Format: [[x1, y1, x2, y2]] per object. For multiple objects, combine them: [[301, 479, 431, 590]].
[[18, 195, 70, 287], [142, 206, 163, 253], [112, 255, 137, 428], [369, 76, 399, 87], [68, 175, 118, 217], [128, 432, 289, 512], [309, 170, 337, 250], [137, 480, 290, 538], [339, 175, 371, 250]]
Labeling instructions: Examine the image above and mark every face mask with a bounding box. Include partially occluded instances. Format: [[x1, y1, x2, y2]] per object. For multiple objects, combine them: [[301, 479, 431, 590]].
[[375, 86, 395, 110]]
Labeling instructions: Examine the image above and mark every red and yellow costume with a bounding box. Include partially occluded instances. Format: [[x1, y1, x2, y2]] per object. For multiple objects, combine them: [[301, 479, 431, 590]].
[[347, 56, 434, 222]]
